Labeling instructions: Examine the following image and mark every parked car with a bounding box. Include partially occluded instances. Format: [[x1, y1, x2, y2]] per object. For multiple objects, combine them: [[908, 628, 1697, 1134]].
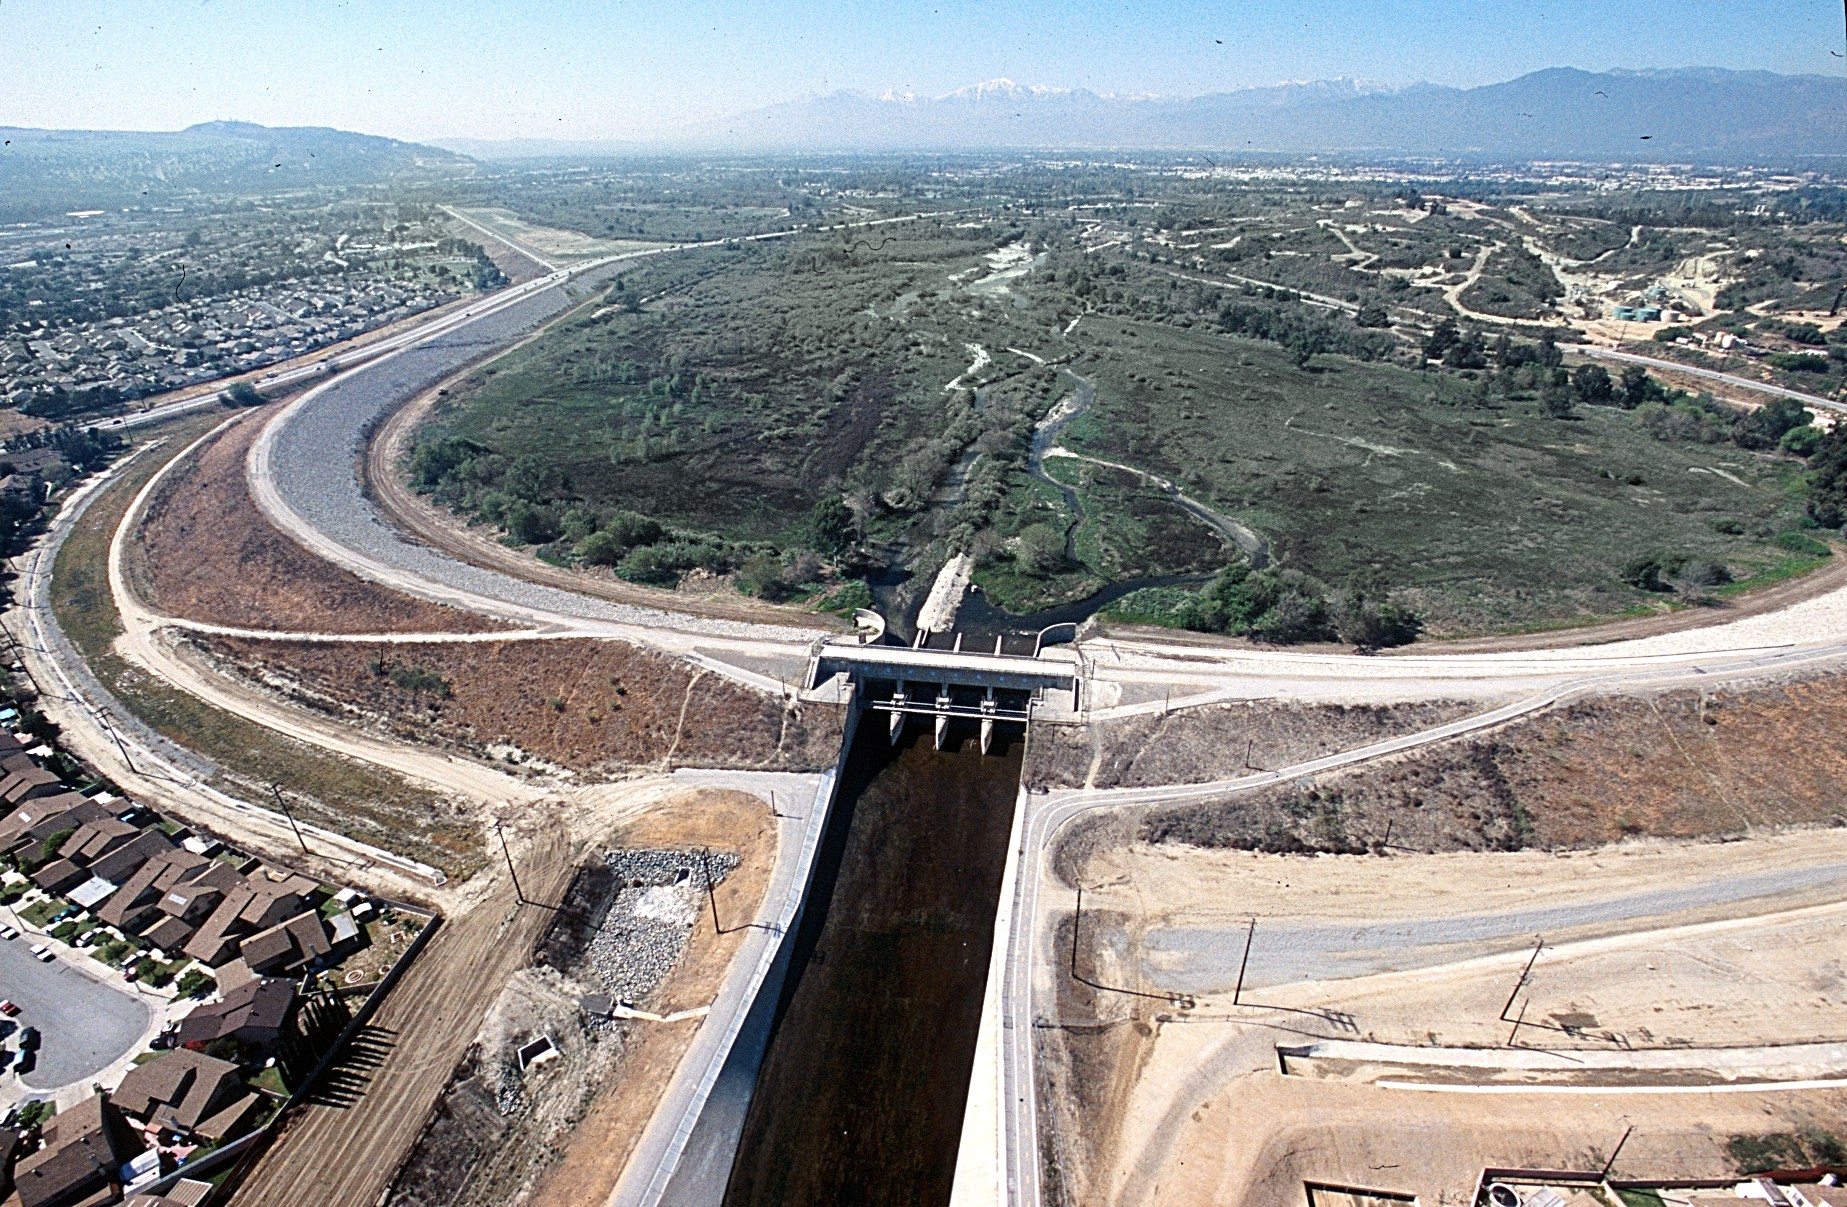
[[0, 1001, 18, 1017], [0, 925, 18, 940], [14, 1049, 36, 1075], [28, 944, 53, 962], [18, 1027, 39, 1051]]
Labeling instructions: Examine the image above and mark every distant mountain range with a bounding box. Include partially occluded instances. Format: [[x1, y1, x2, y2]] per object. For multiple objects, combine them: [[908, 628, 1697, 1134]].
[[671, 67, 1843, 162], [0, 121, 473, 221]]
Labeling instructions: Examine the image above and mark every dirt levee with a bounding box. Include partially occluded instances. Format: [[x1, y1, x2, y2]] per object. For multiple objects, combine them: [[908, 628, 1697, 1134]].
[[205, 635, 844, 773], [135, 409, 503, 633], [1133, 671, 1847, 862]]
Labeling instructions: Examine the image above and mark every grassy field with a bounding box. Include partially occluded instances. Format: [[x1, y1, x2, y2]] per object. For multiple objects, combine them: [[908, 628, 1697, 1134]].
[[1060, 314, 1813, 634], [50, 420, 483, 875], [414, 198, 1833, 636]]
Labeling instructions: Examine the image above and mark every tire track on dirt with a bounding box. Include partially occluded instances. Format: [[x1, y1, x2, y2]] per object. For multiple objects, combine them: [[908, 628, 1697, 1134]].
[[231, 827, 572, 1207]]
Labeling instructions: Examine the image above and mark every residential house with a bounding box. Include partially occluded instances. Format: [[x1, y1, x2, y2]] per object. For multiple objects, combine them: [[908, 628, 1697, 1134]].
[[181, 867, 315, 969], [0, 768, 68, 811], [89, 831, 176, 887], [27, 858, 87, 896], [12, 1093, 140, 1207], [95, 849, 207, 933], [58, 819, 138, 866], [111, 1050, 258, 1144], [175, 978, 295, 1049], [0, 797, 106, 857], [238, 910, 333, 975]]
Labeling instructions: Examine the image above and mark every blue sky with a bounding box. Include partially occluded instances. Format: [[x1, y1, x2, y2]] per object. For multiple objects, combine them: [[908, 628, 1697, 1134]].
[[4, 0, 1840, 141]]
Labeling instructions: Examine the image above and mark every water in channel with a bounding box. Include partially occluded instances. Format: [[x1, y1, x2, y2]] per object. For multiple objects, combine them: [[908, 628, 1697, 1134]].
[[721, 714, 1025, 1207]]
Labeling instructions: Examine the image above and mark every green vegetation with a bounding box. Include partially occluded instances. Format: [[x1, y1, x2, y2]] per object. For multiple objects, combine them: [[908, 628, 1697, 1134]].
[[414, 174, 1845, 639], [14, 1100, 54, 1132], [176, 969, 217, 998]]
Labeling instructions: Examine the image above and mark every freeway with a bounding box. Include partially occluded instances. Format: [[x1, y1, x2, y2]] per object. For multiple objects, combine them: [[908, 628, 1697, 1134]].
[[1577, 344, 1847, 415]]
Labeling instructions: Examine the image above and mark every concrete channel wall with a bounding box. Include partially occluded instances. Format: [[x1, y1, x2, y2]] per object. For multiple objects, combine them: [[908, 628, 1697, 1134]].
[[619, 693, 863, 1207]]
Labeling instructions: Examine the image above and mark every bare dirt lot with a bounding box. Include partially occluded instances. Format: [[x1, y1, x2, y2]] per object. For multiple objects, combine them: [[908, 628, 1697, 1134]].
[[1127, 671, 1847, 856], [133, 406, 504, 634], [1041, 829, 1847, 1207], [388, 789, 776, 1207], [201, 634, 843, 774], [1026, 698, 1476, 792]]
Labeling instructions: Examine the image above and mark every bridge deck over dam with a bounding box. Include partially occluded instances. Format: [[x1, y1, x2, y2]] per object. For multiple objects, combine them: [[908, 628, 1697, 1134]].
[[805, 640, 1082, 748]]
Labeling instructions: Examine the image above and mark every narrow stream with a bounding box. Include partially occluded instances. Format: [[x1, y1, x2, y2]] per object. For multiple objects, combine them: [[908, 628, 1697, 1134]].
[[721, 718, 1025, 1207]]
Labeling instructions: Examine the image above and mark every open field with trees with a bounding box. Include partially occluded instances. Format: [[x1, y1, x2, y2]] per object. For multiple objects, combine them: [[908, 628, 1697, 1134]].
[[397, 164, 1847, 639]]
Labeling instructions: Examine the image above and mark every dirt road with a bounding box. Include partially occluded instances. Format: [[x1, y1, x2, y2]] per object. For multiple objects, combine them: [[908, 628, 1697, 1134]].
[[230, 826, 573, 1207]]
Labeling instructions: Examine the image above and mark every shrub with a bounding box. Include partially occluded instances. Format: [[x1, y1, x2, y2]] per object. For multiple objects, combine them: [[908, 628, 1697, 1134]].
[[576, 529, 629, 566], [1768, 352, 1828, 374], [176, 969, 216, 998], [1781, 425, 1823, 457], [387, 665, 450, 698], [616, 545, 678, 585], [225, 381, 265, 407], [602, 510, 664, 549], [1774, 531, 1831, 557], [504, 501, 562, 545]]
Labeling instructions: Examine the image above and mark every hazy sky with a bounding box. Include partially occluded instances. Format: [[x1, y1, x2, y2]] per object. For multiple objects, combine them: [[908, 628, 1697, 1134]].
[[5, 0, 1841, 141]]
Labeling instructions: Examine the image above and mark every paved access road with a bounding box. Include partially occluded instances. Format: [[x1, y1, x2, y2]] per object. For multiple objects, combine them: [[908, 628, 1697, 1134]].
[[1577, 345, 1846, 415], [0, 932, 149, 1091]]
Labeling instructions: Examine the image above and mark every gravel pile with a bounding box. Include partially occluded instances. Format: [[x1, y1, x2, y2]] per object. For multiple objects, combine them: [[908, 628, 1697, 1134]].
[[582, 848, 739, 1004]]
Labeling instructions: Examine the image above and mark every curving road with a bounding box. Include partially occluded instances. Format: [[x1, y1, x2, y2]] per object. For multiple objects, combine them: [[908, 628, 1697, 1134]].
[[42, 205, 1847, 1206]]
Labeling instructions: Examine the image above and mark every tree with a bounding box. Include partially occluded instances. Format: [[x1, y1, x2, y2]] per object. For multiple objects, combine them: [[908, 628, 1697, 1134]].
[[1781, 425, 1823, 457], [1330, 569, 1421, 650], [1015, 524, 1067, 575], [504, 501, 561, 545], [601, 510, 663, 549], [1731, 397, 1810, 450], [616, 545, 678, 585], [1540, 376, 1575, 418], [1805, 423, 1847, 529], [1422, 320, 1459, 362], [1536, 329, 1564, 368], [1288, 330, 1326, 370], [1617, 365, 1653, 409], [804, 495, 856, 557], [1354, 303, 1389, 329], [1570, 363, 1613, 405], [225, 381, 265, 408]]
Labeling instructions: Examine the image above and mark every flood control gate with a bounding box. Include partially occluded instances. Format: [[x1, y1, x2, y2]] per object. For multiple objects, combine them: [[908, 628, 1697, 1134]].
[[806, 642, 1081, 752]]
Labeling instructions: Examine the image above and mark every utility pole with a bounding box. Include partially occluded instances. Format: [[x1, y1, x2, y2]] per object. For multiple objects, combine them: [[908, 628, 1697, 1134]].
[[1501, 936, 1545, 1022], [269, 783, 310, 856], [1233, 917, 1256, 1005], [700, 848, 723, 934], [494, 819, 527, 905], [100, 711, 137, 776], [1070, 885, 1084, 981], [1598, 1124, 1634, 1181], [1506, 997, 1528, 1047]]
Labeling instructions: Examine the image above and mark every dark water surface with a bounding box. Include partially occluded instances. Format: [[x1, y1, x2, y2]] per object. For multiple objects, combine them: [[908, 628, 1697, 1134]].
[[721, 720, 1025, 1207]]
